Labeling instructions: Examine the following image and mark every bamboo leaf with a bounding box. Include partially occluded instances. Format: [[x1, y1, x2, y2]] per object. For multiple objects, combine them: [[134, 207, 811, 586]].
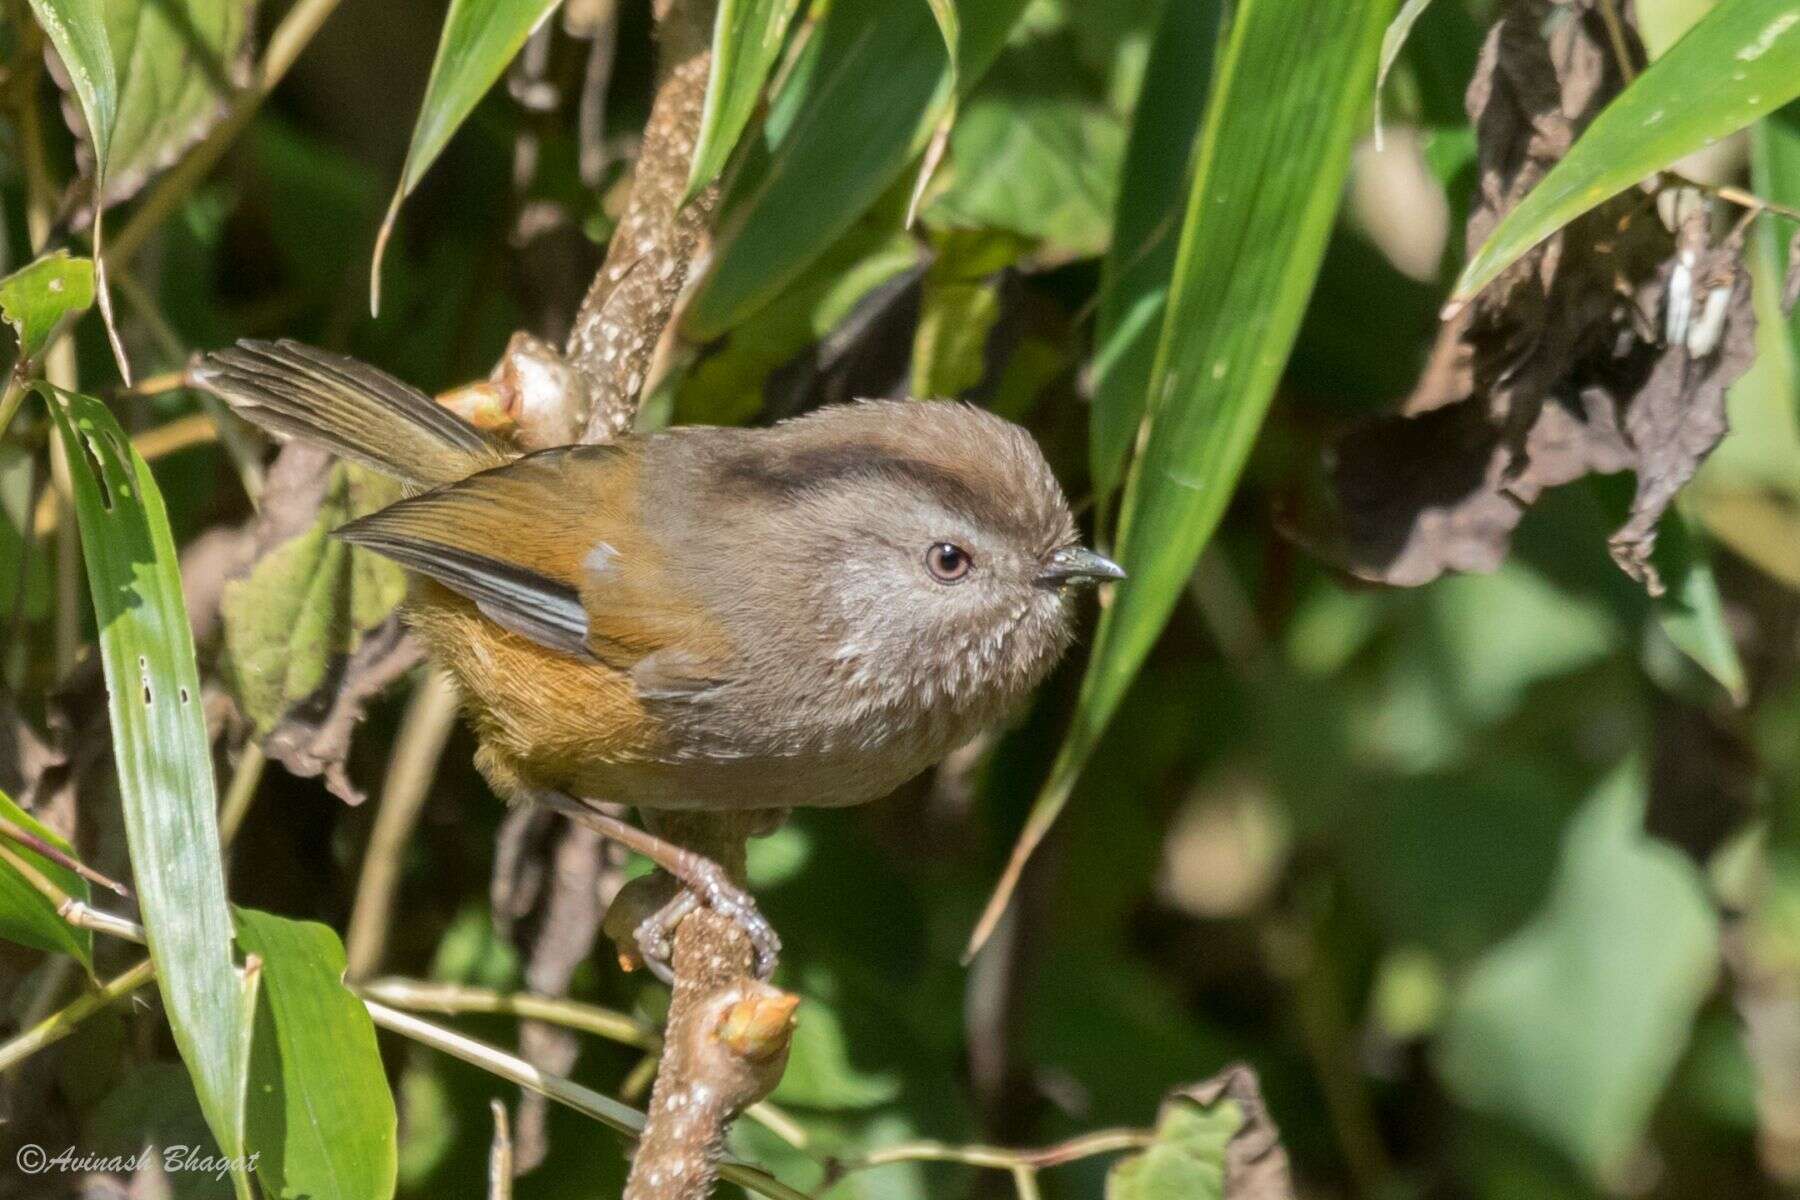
[[372, 0, 563, 313], [1090, 0, 1224, 499], [1454, 0, 1800, 303], [687, 0, 1032, 339], [971, 0, 1394, 956], [0, 786, 93, 969], [37, 383, 254, 1194], [237, 908, 398, 1200], [685, 0, 805, 203]]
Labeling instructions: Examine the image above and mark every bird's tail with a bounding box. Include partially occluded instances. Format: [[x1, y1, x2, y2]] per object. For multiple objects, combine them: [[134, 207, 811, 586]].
[[192, 339, 511, 489]]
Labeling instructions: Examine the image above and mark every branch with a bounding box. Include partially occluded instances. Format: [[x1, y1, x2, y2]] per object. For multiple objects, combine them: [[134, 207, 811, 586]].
[[565, 0, 721, 440]]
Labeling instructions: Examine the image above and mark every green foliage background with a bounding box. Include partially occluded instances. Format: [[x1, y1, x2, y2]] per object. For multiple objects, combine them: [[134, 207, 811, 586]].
[[1, 0, 1799, 1198]]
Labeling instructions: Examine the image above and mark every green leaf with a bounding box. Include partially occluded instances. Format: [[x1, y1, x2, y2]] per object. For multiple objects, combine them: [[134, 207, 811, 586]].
[[0, 785, 93, 968], [685, 0, 806, 202], [26, 0, 116, 172], [220, 462, 406, 736], [687, 0, 1032, 339], [91, 0, 254, 208], [373, 0, 563, 313], [1650, 511, 1747, 704], [1438, 765, 1720, 1178], [1107, 1099, 1235, 1200], [971, 0, 1394, 955], [237, 909, 398, 1200], [37, 384, 254, 1193], [0, 250, 95, 363], [1373, 0, 1436, 140], [1090, 0, 1223, 497], [26, 0, 132, 382], [923, 39, 1128, 260], [1453, 0, 1800, 302]]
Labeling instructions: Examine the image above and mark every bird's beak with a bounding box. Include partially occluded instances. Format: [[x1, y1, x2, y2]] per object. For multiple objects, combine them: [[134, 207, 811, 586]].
[[1038, 546, 1126, 587]]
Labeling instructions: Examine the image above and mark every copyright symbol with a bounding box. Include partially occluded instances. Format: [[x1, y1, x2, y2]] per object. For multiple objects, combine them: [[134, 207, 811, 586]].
[[16, 1143, 47, 1174]]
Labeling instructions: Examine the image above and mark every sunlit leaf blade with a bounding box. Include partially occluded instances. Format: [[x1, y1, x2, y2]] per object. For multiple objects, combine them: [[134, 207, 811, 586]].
[[1373, 0, 1436, 144], [970, 0, 1394, 958], [1438, 765, 1719, 1178], [25, 0, 130, 382], [1106, 1092, 1240, 1200], [1652, 511, 1746, 704], [1089, 0, 1223, 500], [86, 0, 254, 209], [372, 0, 562, 313], [687, 0, 1031, 339], [37, 384, 253, 1188], [0, 786, 93, 969], [1453, 0, 1800, 302], [0, 250, 95, 363], [26, 0, 115, 169], [685, 0, 805, 203], [237, 909, 398, 1200]]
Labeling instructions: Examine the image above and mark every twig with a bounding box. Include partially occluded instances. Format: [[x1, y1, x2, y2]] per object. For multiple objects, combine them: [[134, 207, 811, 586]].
[[218, 742, 267, 849], [489, 1099, 515, 1200], [0, 815, 132, 898], [362, 1000, 813, 1200], [344, 667, 461, 979], [0, 842, 144, 943], [0, 958, 155, 1073], [357, 978, 660, 1050], [832, 1128, 1155, 1176], [567, 0, 721, 440]]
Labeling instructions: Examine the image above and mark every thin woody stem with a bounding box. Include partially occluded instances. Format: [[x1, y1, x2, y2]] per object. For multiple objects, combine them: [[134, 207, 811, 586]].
[[0, 816, 132, 898], [0, 958, 155, 1073], [0, 842, 144, 943], [356, 978, 660, 1050], [834, 1128, 1156, 1175]]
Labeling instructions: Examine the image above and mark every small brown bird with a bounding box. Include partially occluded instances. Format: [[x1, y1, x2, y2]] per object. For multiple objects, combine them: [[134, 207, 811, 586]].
[[195, 340, 1121, 978]]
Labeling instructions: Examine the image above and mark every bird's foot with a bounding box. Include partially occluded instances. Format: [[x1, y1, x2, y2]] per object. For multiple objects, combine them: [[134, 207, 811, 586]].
[[633, 861, 781, 984]]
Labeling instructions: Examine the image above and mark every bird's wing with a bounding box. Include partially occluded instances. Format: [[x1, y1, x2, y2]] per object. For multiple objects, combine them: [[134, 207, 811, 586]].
[[336, 443, 733, 686]]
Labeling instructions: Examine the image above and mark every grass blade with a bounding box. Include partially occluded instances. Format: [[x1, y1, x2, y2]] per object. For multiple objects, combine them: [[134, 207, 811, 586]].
[[238, 909, 398, 1200], [1453, 0, 1800, 303], [1089, 0, 1224, 501], [371, 0, 562, 314], [37, 383, 254, 1193], [970, 0, 1394, 957], [685, 0, 805, 203], [687, 0, 1030, 339]]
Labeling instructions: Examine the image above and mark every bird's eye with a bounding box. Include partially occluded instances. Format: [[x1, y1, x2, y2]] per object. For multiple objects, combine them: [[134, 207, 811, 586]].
[[926, 542, 973, 583]]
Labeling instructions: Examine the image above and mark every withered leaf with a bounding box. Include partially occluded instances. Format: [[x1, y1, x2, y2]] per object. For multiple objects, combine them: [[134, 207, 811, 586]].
[[1317, 0, 1757, 596], [1107, 1063, 1295, 1200]]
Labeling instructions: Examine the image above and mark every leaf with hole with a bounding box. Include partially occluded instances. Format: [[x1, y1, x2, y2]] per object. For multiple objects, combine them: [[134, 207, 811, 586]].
[[37, 383, 254, 1195], [0, 250, 95, 364]]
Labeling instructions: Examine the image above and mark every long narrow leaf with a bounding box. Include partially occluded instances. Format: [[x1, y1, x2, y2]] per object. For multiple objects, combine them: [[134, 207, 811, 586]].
[[684, 0, 805, 203], [372, 0, 562, 313], [688, 0, 1030, 338], [1453, 0, 1800, 302], [971, 0, 1395, 956], [37, 384, 253, 1191], [1089, 0, 1224, 501]]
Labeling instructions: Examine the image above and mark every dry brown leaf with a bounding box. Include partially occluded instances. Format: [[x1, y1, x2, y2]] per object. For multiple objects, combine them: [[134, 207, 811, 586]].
[[1316, 0, 1757, 595]]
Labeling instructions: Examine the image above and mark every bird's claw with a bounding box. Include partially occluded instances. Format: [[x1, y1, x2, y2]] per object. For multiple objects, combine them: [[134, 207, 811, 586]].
[[632, 863, 781, 984]]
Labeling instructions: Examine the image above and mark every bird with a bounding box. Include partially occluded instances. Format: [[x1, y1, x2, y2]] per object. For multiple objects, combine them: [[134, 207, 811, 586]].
[[193, 339, 1122, 979]]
